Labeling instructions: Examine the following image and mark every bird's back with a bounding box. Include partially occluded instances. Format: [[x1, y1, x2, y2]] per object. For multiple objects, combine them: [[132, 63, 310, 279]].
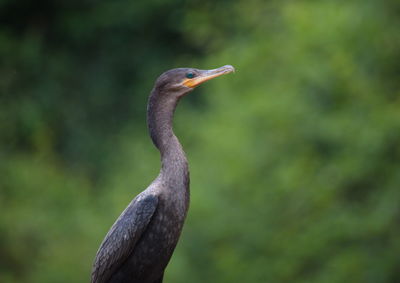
[[92, 179, 189, 283]]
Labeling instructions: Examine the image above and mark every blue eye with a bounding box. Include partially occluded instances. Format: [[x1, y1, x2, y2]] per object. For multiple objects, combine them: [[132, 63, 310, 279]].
[[186, 72, 195, 79]]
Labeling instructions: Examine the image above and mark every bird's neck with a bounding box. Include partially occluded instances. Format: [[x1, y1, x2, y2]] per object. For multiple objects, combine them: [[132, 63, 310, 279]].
[[147, 89, 189, 187]]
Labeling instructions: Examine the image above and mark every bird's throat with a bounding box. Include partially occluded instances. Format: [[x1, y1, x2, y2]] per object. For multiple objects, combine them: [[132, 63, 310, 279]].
[[147, 90, 189, 187]]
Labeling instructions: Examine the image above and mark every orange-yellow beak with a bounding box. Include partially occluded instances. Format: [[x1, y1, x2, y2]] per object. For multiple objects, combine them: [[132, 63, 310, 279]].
[[182, 65, 235, 88]]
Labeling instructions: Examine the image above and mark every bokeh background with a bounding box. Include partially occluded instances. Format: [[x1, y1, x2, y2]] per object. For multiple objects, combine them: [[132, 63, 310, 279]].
[[1, 0, 400, 282]]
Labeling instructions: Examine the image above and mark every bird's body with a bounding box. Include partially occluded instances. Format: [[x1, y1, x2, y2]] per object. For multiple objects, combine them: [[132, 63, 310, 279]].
[[91, 65, 234, 283]]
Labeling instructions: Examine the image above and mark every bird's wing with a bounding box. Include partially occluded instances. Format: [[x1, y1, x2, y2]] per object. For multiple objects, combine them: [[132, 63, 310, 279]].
[[91, 193, 159, 283]]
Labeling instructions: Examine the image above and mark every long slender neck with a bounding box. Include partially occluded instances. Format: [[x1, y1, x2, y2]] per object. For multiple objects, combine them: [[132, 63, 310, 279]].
[[147, 88, 189, 185]]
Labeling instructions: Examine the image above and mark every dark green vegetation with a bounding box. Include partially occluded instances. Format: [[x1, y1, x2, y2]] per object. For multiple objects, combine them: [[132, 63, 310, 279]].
[[1, 0, 400, 282]]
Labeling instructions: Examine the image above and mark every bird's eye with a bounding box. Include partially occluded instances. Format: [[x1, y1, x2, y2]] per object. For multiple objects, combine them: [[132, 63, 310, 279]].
[[186, 72, 195, 79]]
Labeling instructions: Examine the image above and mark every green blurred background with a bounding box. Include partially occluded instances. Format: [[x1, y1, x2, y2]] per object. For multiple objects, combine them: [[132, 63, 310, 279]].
[[1, 0, 400, 282]]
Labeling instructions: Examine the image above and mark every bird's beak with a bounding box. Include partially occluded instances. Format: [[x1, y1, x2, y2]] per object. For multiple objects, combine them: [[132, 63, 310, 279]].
[[183, 65, 235, 88]]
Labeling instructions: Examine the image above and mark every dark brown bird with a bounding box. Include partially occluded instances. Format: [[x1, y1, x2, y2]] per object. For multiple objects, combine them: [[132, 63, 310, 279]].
[[91, 65, 235, 283]]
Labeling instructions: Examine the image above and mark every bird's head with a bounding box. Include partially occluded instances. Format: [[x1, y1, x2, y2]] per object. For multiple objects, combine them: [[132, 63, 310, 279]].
[[153, 65, 235, 97]]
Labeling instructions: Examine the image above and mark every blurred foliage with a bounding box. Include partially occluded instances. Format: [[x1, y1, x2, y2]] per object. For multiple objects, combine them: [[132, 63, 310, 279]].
[[1, 0, 400, 282]]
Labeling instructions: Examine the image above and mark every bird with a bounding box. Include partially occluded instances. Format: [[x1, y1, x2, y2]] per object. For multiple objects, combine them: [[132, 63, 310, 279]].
[[91, 65, 235, 283]]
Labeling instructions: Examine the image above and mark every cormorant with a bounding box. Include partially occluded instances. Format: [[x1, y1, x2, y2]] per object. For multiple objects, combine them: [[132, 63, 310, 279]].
[[91, 65, 235, 283]]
